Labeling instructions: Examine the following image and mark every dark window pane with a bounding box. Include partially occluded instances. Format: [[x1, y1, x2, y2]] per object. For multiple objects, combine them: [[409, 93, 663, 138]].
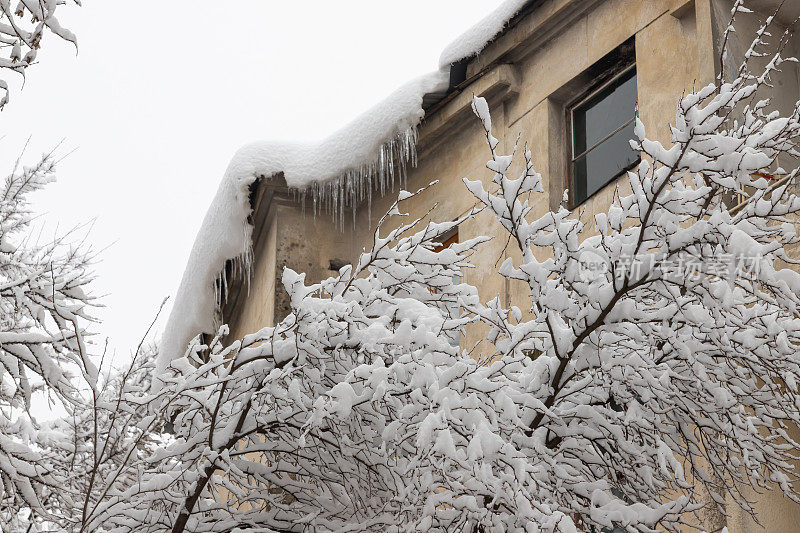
[[578, 70, 637, 150], [571, 68, 638, 205], [573, 120, 637, 203]]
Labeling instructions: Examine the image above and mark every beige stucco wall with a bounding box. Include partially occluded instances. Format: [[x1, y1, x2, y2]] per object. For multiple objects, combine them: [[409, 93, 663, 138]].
[[223, 0, 800, 530], [227, 198, 360, 342]]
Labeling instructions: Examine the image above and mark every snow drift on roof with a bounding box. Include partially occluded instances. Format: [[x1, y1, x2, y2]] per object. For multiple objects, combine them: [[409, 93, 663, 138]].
[[439, 0, 532, 68], [157, 71, 448, 371], [157, 0, 533, 372]]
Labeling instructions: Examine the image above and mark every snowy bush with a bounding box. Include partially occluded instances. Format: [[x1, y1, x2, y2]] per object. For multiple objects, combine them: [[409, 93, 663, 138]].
[[0, 148, 97, 529], [60, 5, 800, 533]]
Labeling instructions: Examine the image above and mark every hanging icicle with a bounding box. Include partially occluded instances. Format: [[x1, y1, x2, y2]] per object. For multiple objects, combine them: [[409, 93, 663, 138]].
[[157, 70, 447, 374], [289, 126, 419, 229]]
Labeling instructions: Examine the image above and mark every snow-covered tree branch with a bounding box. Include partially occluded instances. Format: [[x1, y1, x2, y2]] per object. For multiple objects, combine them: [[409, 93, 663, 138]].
[[34, 5, 800, 533], [81, 189, 487, 533], [0, 0, 80, 109], [0, 146, 97, 530]]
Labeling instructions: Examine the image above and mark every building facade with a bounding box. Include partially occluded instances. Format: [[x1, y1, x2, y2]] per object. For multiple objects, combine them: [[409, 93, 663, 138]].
[[216, 1, 800, 531]]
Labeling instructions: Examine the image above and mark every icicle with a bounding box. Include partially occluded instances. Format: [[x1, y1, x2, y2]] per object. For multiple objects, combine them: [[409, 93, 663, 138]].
[[208, 222, 255, 331], [283, 124, 420, 230]]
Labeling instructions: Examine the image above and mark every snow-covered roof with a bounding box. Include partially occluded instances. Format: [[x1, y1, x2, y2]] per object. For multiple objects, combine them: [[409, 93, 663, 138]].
[[438, 0, 531, 68], [157, 0, 534, 372]]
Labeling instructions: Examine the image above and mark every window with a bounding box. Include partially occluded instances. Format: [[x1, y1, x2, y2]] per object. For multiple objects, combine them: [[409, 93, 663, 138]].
[[433, 231, 459, 253], [569, 63, 639, 206]]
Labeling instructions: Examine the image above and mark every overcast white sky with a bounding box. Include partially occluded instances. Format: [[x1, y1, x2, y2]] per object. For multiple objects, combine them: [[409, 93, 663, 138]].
[[1, 1, 505, 365]]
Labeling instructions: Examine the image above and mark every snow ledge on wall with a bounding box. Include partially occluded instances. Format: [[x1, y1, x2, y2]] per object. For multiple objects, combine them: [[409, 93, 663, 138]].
[[157, 0, 533, 373], [438, 0, 531, 68]]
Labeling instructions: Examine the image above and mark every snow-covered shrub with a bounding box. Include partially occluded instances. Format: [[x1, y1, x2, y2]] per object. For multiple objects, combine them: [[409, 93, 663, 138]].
[[0, 148, 97, 529], [83, 190, 488, 533], [12, 343, 166, 533], [86, 6, 800, 533]]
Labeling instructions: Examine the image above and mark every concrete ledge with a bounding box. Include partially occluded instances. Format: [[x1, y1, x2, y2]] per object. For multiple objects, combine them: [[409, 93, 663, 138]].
[[670, 0, 695, 19], [418, 63, 520, 145], [466, 0, 604, 78]]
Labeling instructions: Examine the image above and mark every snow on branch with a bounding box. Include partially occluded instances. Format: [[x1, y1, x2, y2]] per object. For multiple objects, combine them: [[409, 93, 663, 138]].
[[0, 146, 97, 529], [0, 0, 80, 109], [81, 23, 800, 528], [89, 7, 800, 533], [89, 187, 489, 532]]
